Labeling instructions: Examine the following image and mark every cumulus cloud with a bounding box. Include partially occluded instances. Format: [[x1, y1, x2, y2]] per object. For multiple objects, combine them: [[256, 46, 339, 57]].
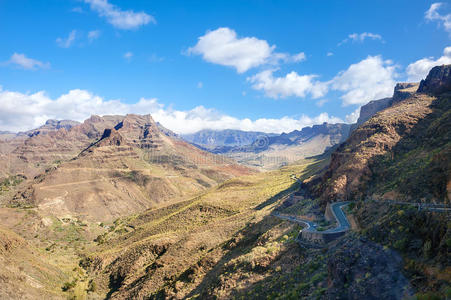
[[331, 55, 397, 105], [0, 86, 342, 134], [84, 0, 155, 30], [188, 27, 306, 73], [406, 46, 451, 82], [247, 69, 328, 99], [56, 30, 77, 48], [345, 108, 360, 123], [6, 53, 49, 70], [338, 32, 383, 46], [425, 2, 451, 34], [88, 30, 101, 41]]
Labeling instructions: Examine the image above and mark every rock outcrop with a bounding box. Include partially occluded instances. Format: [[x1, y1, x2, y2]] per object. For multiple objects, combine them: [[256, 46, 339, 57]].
[[418, 64, 451, 95], [351, 82, 419, 132], [354, 97, 392, 127]]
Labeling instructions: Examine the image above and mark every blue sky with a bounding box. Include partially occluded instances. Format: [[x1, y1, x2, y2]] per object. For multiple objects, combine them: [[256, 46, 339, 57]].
[[0, 0, 450, 133]]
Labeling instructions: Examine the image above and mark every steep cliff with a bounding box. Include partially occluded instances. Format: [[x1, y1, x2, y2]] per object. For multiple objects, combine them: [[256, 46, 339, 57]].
[[313, 65, 450, 204]]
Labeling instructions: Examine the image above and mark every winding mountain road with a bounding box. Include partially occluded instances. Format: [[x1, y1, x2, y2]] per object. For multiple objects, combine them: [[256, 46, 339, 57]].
[[279, 176, 352, 233], [272, 201, 350, 234], [274, 176, 450, 245]]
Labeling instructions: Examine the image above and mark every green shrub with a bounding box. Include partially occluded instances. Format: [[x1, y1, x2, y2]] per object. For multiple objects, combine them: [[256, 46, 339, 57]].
[[62, 279, 77, 291]]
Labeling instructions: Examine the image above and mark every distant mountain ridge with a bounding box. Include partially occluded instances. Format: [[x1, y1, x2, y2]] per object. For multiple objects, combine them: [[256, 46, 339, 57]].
[[182, 123, 351, 155], [183, 123, 351, 170], [23, 119, 81, 137], [181, 129, 277, 150]]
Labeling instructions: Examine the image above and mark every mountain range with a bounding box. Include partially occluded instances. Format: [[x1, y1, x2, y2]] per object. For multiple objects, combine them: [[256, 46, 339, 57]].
[[181, 129, 278, 150], [1, 114, 252, 223], [0, 65, 449, 299]]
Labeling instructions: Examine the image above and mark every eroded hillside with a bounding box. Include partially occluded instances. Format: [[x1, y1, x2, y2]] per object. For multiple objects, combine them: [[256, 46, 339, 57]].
[[3, 114, 252, 223], [313, 67, 450, 205]]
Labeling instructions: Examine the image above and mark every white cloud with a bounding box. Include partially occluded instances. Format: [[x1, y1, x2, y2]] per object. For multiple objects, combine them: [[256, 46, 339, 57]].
[[84, 0, 155, 30], [331, 55, 397, 105], [88, 30, 101, 41], [274, 52, 306, 63], [247, 69, 328, 99], [6, 53, 49, 70], [345, 108, 360, 123], [327, 52, 334, 57], [291, 52, 306, 62], [338, 32, 383, 46], [56, 30, 76, 48], [0, 86, 342, 134], [425, 2, 451, 34], [124, 51, 133, 60], [188, 27, 306, 73], [316, 99, 328, 107], [406, 46, 451, 82], [197, 82, 203, 88]]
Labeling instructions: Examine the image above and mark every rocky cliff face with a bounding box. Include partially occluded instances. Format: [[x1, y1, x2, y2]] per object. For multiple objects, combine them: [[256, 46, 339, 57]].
[[354, 97, 392, 128], [351, 82, 419, 132], [418, 64, 451, 95]]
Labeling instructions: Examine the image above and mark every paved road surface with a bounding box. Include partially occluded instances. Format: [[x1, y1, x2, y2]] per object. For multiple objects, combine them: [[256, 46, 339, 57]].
[[271, 201, 350, 233]]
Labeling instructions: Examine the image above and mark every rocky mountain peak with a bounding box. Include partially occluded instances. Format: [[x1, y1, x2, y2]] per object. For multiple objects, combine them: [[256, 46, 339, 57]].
[[418, 64, 451, 95], [97, 128, 125, 147], [113, 114, 160, 149], [85, 115, 103, 124]]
